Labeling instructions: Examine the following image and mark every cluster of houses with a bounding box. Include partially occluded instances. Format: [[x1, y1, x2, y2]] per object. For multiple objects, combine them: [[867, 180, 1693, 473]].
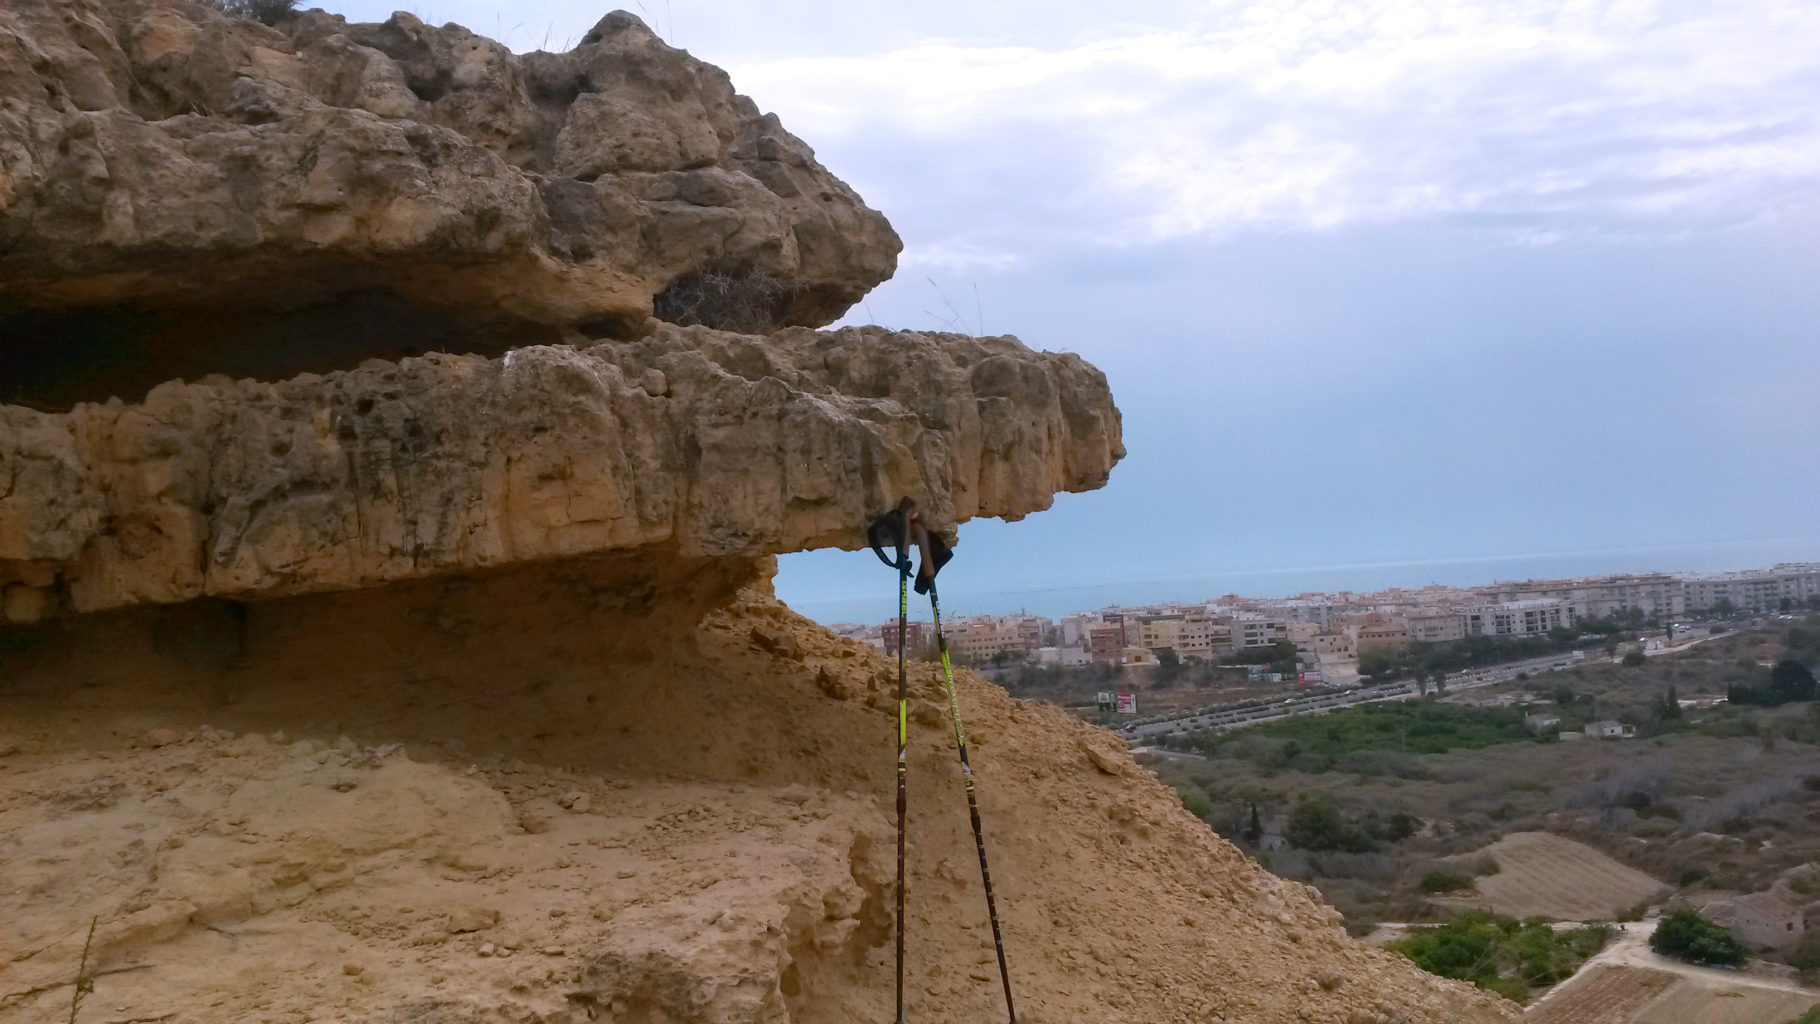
[[1522, 711, 1638, 740], [830, 563, 1820, 669]]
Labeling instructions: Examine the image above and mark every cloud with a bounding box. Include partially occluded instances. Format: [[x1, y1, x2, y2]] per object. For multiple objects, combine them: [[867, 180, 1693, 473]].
[[726, 0, 1820, 266]]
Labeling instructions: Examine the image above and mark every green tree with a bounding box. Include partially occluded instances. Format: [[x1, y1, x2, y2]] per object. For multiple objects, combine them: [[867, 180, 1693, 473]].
[[1661, 685, 1682, 720], [1389, 911, 1612, 1000], [1770, 659, 1817, 702], [1650, 908, 1747, 967], [1621, 650, 1647, 667], [1285, 795, 1376, 853], [1733, 660, 1819, 706], [1243, 801, 1263, 845], [1359, 646, 1401, 678], [1712, 597, 1739, 618], [1153, 647, 1183, 682]]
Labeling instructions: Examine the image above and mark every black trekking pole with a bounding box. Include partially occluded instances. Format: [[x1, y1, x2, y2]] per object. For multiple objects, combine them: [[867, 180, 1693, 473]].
[[912, 521, 1017, 1024], [867, 499, 916, 1024]]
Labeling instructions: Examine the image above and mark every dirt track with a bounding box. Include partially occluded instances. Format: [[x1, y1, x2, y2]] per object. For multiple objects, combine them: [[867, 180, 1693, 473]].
[[1525, 920, 1820, 1023]]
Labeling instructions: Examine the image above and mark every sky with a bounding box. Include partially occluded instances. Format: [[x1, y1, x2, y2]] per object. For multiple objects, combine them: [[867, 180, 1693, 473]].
[[336, 0, 1820, 621]]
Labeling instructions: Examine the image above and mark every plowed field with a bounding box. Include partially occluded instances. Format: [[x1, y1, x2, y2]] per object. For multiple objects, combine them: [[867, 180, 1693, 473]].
[[1634, 983, 1817, 1024], [1526, 966, 1676, 1023], [1526, 964, 1819, 1024], [1446, 832, 1669, 921]]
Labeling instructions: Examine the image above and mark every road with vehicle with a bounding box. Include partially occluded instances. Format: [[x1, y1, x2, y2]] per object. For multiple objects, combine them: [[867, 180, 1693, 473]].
[[1117, 650, 1589, 743]]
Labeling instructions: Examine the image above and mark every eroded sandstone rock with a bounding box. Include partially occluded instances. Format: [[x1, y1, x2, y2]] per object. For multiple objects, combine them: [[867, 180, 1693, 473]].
[[0, 325, 1121, 618], [0, 0, 900, 408]]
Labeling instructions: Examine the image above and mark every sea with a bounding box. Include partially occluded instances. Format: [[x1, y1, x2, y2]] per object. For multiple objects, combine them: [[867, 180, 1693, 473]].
[[775, 537, 1820, 626]]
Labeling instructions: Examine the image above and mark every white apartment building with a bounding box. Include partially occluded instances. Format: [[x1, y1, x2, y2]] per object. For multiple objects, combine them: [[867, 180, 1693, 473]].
[[1681, 564, 1820, 613], [1463, 598, 1572, 638], [1059, 613, 1099, 646], [1478, 574, 1683, 620], [1033, 646, 1092, 668], [1232, 617, 1289, 649], [1275, 600, 1338, 629]]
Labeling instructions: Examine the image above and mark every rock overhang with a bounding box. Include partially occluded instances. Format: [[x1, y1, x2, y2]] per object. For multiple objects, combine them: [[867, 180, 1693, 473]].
[[0, 326, 1122, 621], [0, 1, 1124, 626], [0, 1, 901, 409]]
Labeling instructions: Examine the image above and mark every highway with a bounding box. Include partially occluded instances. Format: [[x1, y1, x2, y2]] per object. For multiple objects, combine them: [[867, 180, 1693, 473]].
[[1118, 650, 1589, 743]]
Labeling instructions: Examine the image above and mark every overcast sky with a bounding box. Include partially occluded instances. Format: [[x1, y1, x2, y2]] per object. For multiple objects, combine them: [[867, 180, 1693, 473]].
[[340, 0, 1820, 619]]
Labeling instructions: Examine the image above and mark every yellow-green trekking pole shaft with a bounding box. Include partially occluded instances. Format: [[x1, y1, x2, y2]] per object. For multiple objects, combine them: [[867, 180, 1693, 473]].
[[929, 583, 1018, 1023], [895, 555, 909, 1024]]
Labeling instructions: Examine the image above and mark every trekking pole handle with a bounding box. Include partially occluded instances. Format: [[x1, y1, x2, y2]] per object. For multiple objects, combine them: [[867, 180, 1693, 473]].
[[910, 517, 953, 596], [868, 498, 916, 571]]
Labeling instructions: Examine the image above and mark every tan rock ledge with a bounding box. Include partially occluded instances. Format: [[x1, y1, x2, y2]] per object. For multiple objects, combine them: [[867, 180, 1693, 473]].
[[0, 325, 1122, 619], [0, 2, 900, 408]]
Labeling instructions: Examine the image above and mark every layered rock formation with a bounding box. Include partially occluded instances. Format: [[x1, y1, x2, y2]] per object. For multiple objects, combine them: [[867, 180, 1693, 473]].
[[0, 4, 1515, 1023], [0, 326, 1119, 620], [0, 0, 899, 409]]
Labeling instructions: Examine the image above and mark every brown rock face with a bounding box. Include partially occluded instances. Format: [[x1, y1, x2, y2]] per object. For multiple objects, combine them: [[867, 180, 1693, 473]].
[[0, 566, 1518, 1024], [0, 0, 900, 409], [0, 326, 1121, 619]]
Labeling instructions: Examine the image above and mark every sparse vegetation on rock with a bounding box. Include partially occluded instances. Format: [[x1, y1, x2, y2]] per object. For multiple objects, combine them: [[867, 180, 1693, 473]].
[[196, 0, 300, 25]]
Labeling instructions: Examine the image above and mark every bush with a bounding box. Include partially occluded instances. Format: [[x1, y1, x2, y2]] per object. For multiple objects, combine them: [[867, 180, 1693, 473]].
[[1286, 795, 1377, 853], [1465, 853, 1501, 876], [1389, 911, 1612, 1000], [1419, 870, 1473, 894], [1171, 779, 1212, 821], [653, 265, 793, 334], [1785, 931, 1820, 977], [199, 0, 301, 24], [1622, 650, 1648, 667], [1728, 659, 1818, 706], [1650, 908, 1747, 967]]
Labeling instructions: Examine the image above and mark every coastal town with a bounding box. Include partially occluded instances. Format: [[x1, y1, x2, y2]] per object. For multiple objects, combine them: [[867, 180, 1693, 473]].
[[830, 562, 1820, 686]]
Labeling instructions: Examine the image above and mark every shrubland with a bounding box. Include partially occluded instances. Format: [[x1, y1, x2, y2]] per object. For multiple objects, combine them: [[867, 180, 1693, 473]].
[[1146, 616, 1820, 942]]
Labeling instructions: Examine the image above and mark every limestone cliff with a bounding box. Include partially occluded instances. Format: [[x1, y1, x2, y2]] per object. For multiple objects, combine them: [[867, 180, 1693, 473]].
[[0, 326, 1119, 619], [0, 0, 899, 409]]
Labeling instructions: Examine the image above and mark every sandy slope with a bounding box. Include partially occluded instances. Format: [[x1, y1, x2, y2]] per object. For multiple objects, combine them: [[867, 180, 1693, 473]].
[[0, 558, 1513, 1023]]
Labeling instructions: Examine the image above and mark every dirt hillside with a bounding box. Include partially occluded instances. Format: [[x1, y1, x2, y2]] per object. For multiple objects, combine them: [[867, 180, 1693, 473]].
[[0, 558, 1514, 1023]]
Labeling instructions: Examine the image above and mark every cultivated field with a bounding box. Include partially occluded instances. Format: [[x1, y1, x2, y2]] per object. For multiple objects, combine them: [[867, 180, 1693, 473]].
[[1526, 964, 1819, 1024], [1443, 831, 1669, 921], [1633, 983, 1817, 1024], [1526, 966, 1676, 1024]]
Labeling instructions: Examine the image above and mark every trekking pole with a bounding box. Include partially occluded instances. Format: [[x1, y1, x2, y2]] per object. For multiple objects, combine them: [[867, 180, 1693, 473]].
[[913, 521, 1017, 1024], [867, 499, 916, 1024]]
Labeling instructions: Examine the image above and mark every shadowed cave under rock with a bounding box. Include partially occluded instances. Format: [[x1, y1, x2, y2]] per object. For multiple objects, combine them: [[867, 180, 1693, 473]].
[[0, 289, 577, 412]]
